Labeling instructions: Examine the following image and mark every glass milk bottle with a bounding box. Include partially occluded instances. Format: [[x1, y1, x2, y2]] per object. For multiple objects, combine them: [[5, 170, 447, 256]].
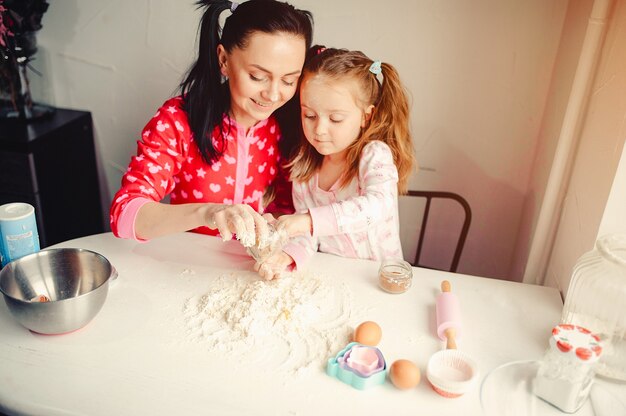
[[561, 234, 626, 381]]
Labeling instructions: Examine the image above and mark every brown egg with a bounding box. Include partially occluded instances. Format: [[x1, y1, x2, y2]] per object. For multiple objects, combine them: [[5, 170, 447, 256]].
[[389, 359, 421, 389], [353, 321, 382, 346]]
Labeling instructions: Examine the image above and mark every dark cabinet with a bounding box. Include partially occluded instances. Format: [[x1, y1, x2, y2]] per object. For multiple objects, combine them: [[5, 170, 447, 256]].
[[0, 108, 104, 247]]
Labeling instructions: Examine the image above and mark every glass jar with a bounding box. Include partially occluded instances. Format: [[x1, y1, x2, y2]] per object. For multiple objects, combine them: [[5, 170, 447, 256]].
[[533, 324, 602, 413], [378, 259, 412, 294], [561, 234, 626, 381]]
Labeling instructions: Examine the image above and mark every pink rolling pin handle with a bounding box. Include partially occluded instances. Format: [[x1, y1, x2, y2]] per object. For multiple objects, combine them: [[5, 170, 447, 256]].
[[436, 280, 461, 346]]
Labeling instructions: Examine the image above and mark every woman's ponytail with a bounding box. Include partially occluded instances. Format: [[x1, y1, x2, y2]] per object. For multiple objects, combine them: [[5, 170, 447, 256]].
[[180, 0, 232, 164]]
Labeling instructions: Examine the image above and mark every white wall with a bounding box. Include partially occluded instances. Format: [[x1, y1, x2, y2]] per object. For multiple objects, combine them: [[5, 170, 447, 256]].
[[598, 143, 626, 237], [543, 0, 626, 295], [510, 0, 593, 281], [33, 0, 570, 280]]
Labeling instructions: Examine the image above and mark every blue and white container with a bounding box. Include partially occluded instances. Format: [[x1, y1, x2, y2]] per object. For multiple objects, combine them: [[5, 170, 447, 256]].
[[0, 203, 40, 267]]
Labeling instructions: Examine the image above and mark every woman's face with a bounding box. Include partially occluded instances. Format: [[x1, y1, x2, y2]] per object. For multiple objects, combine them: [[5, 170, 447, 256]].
[[218, 32, 306, 130], [300, 74, 373, 160]]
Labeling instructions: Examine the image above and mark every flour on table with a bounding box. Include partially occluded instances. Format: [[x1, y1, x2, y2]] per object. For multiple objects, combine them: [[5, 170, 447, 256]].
[[183, 271, 353, 376]]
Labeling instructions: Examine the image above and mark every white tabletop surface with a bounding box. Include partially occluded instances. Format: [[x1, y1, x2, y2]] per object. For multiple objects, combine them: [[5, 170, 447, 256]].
[[0, 232, 624, 416]]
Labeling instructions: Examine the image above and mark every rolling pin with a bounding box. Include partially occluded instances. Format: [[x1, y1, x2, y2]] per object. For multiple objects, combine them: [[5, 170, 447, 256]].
[[436, 280, 461, 349]]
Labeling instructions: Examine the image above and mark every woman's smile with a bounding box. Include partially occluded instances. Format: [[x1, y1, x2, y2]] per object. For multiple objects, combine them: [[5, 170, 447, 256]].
[[251, 98, 273, 108]]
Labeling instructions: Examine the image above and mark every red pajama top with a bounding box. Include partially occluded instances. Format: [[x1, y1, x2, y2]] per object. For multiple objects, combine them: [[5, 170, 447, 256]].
[[110, 96, 293, 239]]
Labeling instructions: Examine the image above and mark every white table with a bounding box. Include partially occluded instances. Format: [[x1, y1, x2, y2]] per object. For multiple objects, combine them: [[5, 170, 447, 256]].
[[0, 232, 622, 415]]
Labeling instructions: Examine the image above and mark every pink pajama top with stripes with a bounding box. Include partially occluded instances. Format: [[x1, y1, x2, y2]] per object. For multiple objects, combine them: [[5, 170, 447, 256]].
[[109, 96, 292, 240], [282, 141, 403, 270]]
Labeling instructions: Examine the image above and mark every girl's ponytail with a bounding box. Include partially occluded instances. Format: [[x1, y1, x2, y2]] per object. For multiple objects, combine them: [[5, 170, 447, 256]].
[[365, 62, 416, 194], [294, 48, 416, 192]]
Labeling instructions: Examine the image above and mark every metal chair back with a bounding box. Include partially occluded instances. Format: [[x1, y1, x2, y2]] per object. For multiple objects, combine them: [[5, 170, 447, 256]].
[[405, 190, 472, 273]]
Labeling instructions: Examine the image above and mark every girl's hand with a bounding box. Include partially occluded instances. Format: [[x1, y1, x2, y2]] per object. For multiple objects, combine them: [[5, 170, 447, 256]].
[[254, 251, 294, 281], [206, 204, 269, 247], [275, 213, 312, 237]]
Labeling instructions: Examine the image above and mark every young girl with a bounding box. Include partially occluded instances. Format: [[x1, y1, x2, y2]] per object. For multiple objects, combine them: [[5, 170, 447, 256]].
[[255, 46, 416, 280], [109, 0, 313, 246]]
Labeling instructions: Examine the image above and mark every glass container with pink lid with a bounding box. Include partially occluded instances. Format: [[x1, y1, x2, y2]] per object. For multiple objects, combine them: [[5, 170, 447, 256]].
[[561, 234, 626, 381], [533, 324, 603, 413]]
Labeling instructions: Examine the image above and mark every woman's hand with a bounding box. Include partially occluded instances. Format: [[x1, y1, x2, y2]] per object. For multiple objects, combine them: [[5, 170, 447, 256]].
[[275, 213, 312, 237], [254, 251, 294, 281], [262, 213, 277, 223], [206, 204, 269, 247]]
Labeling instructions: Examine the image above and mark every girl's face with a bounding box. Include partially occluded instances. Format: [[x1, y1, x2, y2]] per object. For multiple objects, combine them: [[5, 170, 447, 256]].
[[218, 32, 306, 130], [300, 74, 373, 160]]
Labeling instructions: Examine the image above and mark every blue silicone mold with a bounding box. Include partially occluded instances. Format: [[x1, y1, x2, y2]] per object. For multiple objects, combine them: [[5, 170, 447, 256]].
[[326, 342, 387, 390]]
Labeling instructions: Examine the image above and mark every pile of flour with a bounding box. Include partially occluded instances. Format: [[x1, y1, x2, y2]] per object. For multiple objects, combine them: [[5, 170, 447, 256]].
[[183, 272, 354, 376]]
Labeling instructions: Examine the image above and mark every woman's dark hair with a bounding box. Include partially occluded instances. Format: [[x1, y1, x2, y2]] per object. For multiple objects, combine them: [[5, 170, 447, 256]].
[[179, 0, 314, 164]]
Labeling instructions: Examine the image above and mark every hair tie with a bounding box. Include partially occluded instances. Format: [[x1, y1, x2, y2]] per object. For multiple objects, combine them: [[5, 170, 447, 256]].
[[369, 60, 382, 75], [230, 1, 239, 12], [316, 47, 326, 55]]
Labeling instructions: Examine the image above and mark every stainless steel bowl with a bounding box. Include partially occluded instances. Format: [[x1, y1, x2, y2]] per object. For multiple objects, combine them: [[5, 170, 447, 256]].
[[0, 248, 116, 334]]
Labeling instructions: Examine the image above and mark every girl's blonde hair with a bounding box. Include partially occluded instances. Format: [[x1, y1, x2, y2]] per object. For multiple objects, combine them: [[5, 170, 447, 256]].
[[289, 46, 416, 194]]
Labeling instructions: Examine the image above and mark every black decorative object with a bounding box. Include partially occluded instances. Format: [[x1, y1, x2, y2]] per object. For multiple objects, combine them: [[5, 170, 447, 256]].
[[0, 108, 104, 247], [0, 0, 54, 122]]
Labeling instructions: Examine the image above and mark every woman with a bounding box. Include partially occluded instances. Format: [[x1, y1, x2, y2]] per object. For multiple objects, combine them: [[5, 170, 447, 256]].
[[110, 0, 313, 246]]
